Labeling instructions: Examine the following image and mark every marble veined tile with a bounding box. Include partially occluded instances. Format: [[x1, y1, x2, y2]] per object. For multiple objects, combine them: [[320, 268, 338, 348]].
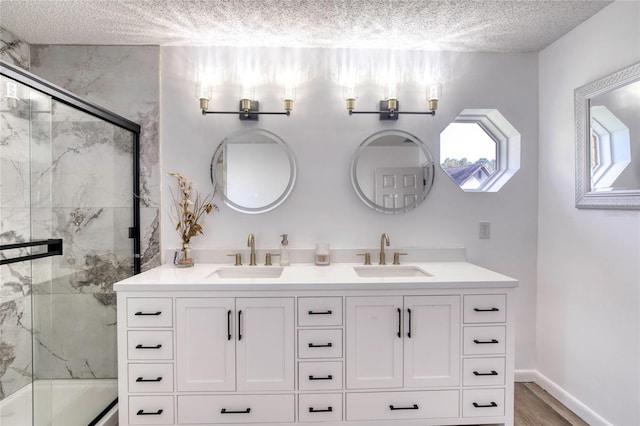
[[0, 28, 29, 71], [33, 294, 117, 380], [0, 208, 31, 302], [30, 45, 159, 121], [0, 297, 33, 399]]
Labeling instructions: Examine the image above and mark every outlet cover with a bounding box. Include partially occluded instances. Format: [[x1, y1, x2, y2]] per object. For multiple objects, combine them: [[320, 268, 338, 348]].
[[479, 222, 491, 239]]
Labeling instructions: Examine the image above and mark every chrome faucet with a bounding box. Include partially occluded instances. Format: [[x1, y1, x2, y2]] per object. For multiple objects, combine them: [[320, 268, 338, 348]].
[[379, 232, 390, 265], [247, 233, 257, 266]]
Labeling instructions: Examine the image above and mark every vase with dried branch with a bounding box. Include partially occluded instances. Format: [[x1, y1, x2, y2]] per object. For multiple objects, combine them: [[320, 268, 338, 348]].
[[168, 172, 217, 267]]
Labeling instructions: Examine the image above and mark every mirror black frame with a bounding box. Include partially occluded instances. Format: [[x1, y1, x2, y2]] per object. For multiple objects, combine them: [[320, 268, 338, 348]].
[[575, 61, 640, 209]]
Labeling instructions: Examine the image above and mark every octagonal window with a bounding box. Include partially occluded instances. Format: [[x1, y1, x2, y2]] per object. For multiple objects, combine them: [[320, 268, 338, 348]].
[[589, 105, 630, 191], [440, 109, 520, 192]]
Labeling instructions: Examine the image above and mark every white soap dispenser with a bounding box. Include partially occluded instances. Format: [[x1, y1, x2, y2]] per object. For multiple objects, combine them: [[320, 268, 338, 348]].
[[279, 234, 290, 266]]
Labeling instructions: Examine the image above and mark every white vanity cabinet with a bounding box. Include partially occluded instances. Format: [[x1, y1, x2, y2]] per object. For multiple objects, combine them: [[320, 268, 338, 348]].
[[345, 295, 460, 390], [116, 263, 516, 426], [175, 297, 294, 392]]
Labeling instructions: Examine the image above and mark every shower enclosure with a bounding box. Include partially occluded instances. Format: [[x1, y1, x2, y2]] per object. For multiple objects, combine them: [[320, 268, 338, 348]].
[[0, 61, 140, 425]]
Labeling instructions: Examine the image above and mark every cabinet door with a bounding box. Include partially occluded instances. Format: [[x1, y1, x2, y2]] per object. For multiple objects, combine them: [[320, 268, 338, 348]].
[[404, 295, 460, 387], [235, 297, 294, 391], [346, 296, 403, 389], [176, 298, 235, 391]]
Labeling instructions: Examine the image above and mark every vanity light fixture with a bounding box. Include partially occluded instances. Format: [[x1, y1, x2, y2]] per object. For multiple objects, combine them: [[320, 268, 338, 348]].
[[346, 83, 442, 120], [197, 83, 294, 121]]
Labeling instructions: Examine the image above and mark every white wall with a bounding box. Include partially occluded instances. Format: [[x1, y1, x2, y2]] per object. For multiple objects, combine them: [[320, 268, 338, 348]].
[[160, 47, 539, 370], [538, 2, 640, 424]]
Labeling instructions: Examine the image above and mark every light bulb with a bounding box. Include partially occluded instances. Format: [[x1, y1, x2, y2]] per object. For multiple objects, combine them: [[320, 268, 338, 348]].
[[344, 85, 357, 112], [427, 83, 442, 111], [385, 82, 398, 101], [241, 85, 255, 101], [283, 85, 295, 113], [196, 82, 212, 110]]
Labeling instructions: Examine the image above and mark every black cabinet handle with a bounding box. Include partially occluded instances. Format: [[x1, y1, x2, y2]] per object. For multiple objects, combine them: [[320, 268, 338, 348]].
[[308, 310, 332, 315], [397, 308, 402, 338], [474, 307, 499, 312], [135, 344, 162, 349], [137, 409, 163, 415], [473, 402, 498, 408], [134, 311, 161, 316], [309, 375, 333, 381], [308, 342, 332, 348], [221, 408, 251, 414], [473, 370, 498, 376], [473, 339, 499, 344], [227, 310, 232, 341], [407, 308, 412, 338], [238, 310, 242, 341], [309, 406, 333, 413], [389, 404, 419, 411], [136, 376, 162, 382]]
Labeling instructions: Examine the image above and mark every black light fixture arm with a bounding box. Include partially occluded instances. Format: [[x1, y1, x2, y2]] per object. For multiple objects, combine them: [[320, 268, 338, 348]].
[[200, 100, 291, 121]]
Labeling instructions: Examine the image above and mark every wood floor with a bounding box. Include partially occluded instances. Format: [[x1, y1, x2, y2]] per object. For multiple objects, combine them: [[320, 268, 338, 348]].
[[513, 382, 589, 426]]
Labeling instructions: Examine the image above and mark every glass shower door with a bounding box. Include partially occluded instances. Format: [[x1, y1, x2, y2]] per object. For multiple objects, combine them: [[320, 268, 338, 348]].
[[1, 63, 140, 426]]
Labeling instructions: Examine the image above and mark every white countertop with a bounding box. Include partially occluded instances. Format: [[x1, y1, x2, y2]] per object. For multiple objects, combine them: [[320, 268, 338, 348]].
[[113, 261, 518, 292]]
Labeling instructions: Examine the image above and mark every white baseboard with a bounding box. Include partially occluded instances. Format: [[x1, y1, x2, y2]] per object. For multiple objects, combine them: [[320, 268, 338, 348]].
[[514, 369, 612, 426]]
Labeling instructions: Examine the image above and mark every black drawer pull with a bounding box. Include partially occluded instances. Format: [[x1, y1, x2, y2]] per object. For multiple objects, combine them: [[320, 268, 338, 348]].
[[308, 310, 332, 315], [397, 308, 402, 338], [136, 376, 163, 382], [474, 307, 499, 312], [473, 370, 498, 376], [135, 344, 162, 349], [309, 374, 333, 381], [407, 308, 412, 338], [473, 402, 498, 408], [134, 311, 162, 316], [227, 310, 232, 341], [389, 404, 419, 411], [309, 406, 333, 413], [238, 310, 243, 341], [221, 408, 251, 414], [308, 342, 332, 348], [137, 409, 163, 415], [473, 339, 499, 344]]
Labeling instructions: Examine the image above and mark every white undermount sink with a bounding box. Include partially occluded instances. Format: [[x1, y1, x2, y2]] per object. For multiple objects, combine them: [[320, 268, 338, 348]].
[[209, 266, 284, 279], [353, 265, 433, 278]]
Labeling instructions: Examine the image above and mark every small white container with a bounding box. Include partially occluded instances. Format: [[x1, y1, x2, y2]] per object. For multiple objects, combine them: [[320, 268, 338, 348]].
[[315, 243, 330, 266]]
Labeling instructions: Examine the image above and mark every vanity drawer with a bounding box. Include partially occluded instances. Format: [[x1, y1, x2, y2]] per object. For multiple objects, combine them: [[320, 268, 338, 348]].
[[298, 361, 343, 390], [127, 330, 173, 360], [128, 363, 174, 393], [128, 395, 174, 425], [298, 297, 343, 326], [464, 295, 506, 324], [463, 326, 506, 355], [127, 298, 173, 328], [346, 390, 459, 421], [463, 358, 505, 386], [463, 388, 505, 417], [177, 394, 294, 424], [298, 393, 343, 423], [298, 329, 342, 359]]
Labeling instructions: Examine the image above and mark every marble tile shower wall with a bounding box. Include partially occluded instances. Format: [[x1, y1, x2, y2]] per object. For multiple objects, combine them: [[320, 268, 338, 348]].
[[0, 27, 32, 400], [30, 45, 161, 271], [27, 45, 160, 382], [0, 36, 160, 399]]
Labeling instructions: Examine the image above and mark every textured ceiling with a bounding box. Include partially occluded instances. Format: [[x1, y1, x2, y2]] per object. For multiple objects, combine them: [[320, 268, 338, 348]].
[[1, 0, 612, 52]]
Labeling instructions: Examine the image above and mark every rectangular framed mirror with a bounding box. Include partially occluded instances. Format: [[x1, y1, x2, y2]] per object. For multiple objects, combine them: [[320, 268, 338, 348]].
[[575, 61, 640, 209]]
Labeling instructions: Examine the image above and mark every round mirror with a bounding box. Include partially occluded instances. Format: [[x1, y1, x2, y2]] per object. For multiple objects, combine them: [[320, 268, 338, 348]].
[[351, 130, 435, 214], [211, 128, 296, 214]]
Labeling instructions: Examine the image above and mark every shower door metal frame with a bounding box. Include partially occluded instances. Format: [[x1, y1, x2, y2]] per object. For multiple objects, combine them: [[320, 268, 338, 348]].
[[0, 60, 142, 273]]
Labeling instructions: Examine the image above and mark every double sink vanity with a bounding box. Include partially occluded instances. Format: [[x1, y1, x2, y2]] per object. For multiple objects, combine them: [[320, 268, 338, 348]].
[[115, 247, 518, 426]]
